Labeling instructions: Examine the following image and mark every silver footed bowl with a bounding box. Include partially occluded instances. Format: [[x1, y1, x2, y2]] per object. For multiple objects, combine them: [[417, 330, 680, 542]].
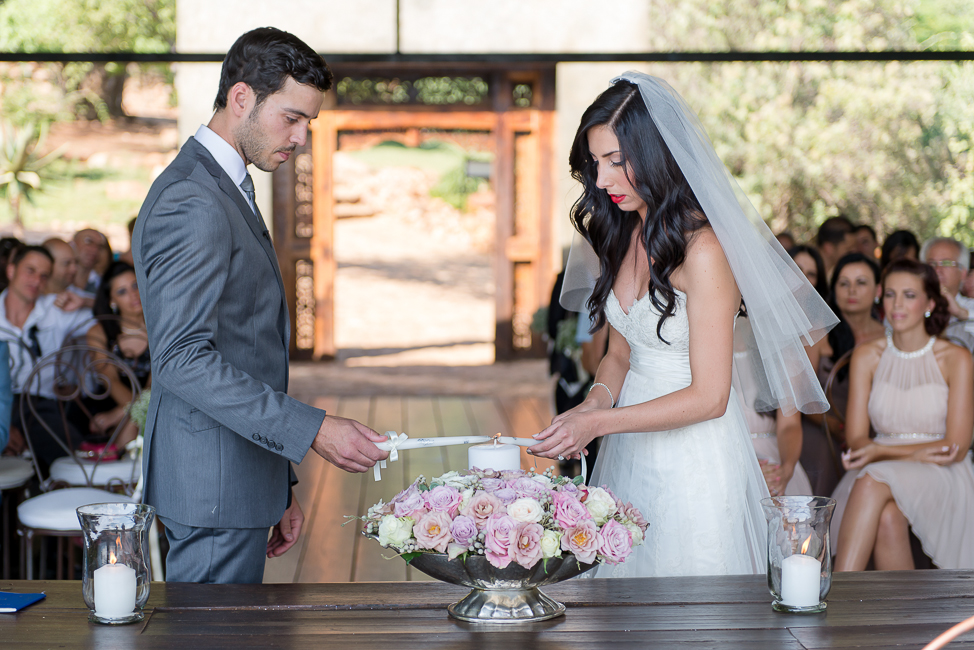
[[408, 551, 597, 623]]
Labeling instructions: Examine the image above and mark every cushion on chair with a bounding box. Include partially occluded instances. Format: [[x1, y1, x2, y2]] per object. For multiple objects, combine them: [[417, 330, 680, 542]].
[[49, 456, 139, 488], [0, 457, 34, 490], [17, 488, 133, 532]]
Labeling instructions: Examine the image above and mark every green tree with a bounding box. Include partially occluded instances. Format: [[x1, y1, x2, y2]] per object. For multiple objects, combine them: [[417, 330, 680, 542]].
[[0, 120, 62, 232], [643, 0, 974, 245], [0, 0, 175, 119]]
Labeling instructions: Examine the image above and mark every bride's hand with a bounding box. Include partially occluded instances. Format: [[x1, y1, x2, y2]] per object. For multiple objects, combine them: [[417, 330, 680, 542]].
[[528, 408, 600, 460]]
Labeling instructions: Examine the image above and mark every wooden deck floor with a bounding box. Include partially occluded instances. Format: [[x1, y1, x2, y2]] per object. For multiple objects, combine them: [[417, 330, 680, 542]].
[[262, 395, 558, 584]]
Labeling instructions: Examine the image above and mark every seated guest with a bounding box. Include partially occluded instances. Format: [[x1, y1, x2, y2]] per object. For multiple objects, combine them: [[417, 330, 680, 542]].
[[789, 245, 829, 301], [733, 320, 812, 497], [775, 231, 796, 250], [71, 229, 108, 297], [854, 224, 880, 262], [802, 253, 885, 496], [42, 238, 94, 312], [833, 259, 974, 571], [816, 215, 856, 281], [0, 246, 93, 470], [118, 216, 137, 266], [0, 341, 11, 454], [880, 230, 919, 272], [964, 251, 974, 300], [84, 262, 149, 448], [0, 237, 21, 293], [920, 236, 974, 351]]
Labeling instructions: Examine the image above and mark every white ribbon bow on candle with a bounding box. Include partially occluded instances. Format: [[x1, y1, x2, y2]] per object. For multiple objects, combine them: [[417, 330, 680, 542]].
[[374, 431, 410, 481]]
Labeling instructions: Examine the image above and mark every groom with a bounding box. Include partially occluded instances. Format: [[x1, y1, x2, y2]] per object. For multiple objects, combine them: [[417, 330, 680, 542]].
[[133, 27, 388, 584]]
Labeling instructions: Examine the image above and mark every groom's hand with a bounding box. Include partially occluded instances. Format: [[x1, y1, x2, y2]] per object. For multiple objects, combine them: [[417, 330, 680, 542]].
[[311, 414, 389, 473], [267, 496, 304, 558]]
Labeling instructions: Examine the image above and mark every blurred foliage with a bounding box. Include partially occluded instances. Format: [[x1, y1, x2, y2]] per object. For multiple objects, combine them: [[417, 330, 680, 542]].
[[0, 0, 175, 120], [0, 120, 64, 230], [642, 0, 974, 246], [336, 76, 489, 106]]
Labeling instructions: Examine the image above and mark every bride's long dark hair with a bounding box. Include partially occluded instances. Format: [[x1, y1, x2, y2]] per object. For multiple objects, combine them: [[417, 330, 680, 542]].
[[569, 80, 707, 342]]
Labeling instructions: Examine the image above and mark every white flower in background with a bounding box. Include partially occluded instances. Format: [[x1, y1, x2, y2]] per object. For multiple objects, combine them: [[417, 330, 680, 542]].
[[584, 487, 618, 525], [624, 522, 644, 546], [377, 515, 414, 548], [508, 498, 544, 523]]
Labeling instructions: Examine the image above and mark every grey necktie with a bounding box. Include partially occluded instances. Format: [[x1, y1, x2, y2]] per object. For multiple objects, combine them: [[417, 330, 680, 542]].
[[240, 173, 256, 213]]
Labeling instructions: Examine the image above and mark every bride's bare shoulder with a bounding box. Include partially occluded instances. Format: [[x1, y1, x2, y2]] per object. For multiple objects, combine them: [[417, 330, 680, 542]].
[[675, 226, 734, 292]]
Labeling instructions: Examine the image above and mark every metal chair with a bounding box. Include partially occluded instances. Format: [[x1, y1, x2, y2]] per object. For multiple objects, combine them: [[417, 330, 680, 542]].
[[16, 345, 141, 579]]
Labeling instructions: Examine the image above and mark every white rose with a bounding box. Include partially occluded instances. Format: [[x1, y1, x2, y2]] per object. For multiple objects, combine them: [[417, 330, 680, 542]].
[[584, 487, 618, 525], [458, 487, 475, 511], [625, 522, 644, 546], [531, 474, 553, 487], [540, 530, 562, 558], [377, 515, 414, 548], [508, 497, 544, 523], [436, 471, 471, 489]]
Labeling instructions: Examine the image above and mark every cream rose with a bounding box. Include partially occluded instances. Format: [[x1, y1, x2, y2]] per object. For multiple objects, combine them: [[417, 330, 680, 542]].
[[507, 497, 544, 523], [540, 530, 562, 558], [584, 487, 618, 525], [377, 515, 414, 548]]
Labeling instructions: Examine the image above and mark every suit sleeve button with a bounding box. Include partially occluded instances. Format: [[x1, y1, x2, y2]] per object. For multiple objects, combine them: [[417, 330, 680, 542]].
[[252, 433, 260, 441], [276, 443, 284, 451]]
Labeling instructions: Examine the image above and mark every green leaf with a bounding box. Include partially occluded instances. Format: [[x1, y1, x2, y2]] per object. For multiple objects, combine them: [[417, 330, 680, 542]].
[[400, 551, 423, 564]]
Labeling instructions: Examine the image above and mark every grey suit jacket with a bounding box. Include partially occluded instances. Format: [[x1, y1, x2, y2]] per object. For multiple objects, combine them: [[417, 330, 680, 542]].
[[133, 137, 324, 529]]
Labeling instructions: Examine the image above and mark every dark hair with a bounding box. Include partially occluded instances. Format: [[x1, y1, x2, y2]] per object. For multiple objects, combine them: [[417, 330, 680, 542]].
[[854, 223, 877, 241], [9, 245, 54, 268], [94, 262, 137, 346], [881, 258, 950, 336], [826, 253, 881, 372], [880, 230, 919, 271], [788, 244, 829, 301], [214, 27, 333, 111], [569, 80, 707, 342], [816, 215, 854, 248]]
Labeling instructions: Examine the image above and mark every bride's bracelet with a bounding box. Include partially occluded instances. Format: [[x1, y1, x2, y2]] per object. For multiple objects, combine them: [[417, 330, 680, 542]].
[[589, 382, 614, 408]]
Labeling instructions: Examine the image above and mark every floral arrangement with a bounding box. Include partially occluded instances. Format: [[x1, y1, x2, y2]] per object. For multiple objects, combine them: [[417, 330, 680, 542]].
[[358, 467, 648, 570]]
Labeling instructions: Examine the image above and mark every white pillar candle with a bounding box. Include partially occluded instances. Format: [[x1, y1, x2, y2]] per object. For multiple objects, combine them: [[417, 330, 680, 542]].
[[93, 559, 137, 620], [468, 442, 520, 472], [780, 553, 821, 608]]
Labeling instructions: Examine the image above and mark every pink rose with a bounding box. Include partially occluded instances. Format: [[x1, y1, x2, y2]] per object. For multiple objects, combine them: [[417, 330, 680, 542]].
[[483, 514, 519, 568], [392, 484, 427, 519], [493, 487, 517, 506], [449, 515, 478, 547], [561, 519, 602, 564], [460, 491, 503, 530], [479, 478, 505, 492], [424, 485, 463, 517], [510, 522, 544, 569], [413, 511, 453, 553], [620, 502, 649, 533], [511, 477, 549, 500], [598, 519, 633, 564], [552, 491, 592, 529]]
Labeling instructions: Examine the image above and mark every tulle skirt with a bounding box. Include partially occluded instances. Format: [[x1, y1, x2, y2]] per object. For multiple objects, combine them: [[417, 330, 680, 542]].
[[588, 369, 769, 578]]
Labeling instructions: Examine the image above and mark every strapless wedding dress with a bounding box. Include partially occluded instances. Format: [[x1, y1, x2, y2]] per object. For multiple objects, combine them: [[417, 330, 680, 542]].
[[588, 289, 769, 578]]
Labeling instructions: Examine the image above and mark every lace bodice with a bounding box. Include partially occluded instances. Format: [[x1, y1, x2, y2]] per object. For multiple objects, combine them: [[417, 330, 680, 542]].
[[605, 289, 690, 353], [868, 333, 948, 443]]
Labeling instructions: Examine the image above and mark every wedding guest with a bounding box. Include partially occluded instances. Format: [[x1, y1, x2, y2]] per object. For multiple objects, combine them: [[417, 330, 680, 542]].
[[0, 341, 11, 455], [0, 237, 21, 293], [133, 27, 387, 584], [776, 231, 796, 250], [84, 262, 149, 448], [964, 251, 974, 300], [880, 230, 919, 271], [816, 216, 856, 280], [920, 237, 974, 351], [854, 224, 880, 262], [71, 228, 108, 296], [789, 245, 829, 301], [118, 216, 137, 266], [0, 246, 93, 470], [802, 253, 885, 496], [42, 239, 78, 296], [833, 258, 974, 571]]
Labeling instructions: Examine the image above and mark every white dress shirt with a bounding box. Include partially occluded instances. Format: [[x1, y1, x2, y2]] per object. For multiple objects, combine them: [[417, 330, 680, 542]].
[[194, 125, 255, 213], [0, 291, 93, 398]]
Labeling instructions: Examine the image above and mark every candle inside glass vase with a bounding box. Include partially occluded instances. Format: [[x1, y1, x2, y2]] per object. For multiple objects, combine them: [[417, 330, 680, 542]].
[[93, 547, 136, 621]]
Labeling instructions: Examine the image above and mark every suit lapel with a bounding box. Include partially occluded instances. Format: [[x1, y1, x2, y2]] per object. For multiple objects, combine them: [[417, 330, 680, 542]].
[[187, 139, 290, 345]]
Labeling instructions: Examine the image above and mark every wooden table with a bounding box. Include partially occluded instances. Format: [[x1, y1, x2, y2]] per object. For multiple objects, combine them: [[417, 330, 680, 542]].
[[3, 571, 974, 648]]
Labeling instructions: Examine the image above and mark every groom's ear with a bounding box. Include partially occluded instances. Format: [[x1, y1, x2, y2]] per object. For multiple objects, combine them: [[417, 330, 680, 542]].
[[227, 82, 255, 120]]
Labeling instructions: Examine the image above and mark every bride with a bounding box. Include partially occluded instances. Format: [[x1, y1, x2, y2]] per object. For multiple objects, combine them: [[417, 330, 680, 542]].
[[530, 72, 837, 577]]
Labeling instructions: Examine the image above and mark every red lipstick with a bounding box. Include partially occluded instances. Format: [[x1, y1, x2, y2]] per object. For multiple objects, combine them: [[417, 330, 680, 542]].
[[609, 194, 625, 204]]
